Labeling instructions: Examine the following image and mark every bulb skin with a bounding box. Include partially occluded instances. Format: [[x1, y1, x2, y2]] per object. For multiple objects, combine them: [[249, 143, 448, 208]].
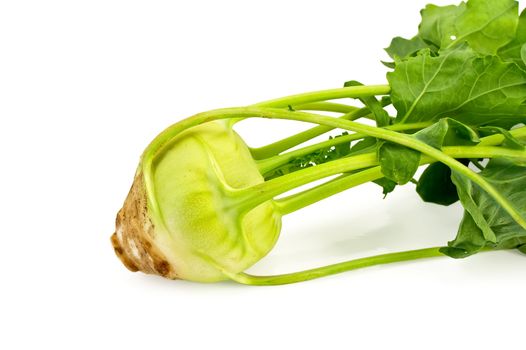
[[111, 121, 282, 282]]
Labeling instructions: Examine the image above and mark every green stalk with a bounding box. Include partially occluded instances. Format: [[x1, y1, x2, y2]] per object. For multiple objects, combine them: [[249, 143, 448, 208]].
[[250, 107, 371, 160], [260, 144, 525, 215], [258, 126, 526, 179], [227, 247, 445, 285], [274, 167, 385, 215], [239, 108, 526, 231], [253, 85, 391, 108], [256, 121, 432, 174], [293, 102, 359, 114], [441, 146, 526, 160], [251, 95, 393, 160], [236, 153, 378, 213], [478, 126, 526, 146], [249, 85, 390, 159]]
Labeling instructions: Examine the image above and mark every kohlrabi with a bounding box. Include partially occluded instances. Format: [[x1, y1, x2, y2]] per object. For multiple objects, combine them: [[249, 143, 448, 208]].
[[111, 0, 526, 285]]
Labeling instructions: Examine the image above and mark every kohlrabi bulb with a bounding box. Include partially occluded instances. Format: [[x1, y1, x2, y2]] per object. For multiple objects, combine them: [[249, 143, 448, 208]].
[[111, 120, 282, 282]]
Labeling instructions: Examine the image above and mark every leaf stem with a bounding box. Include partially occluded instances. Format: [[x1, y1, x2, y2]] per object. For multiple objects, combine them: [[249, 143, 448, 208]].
[[273, 143, 523, 215], [292, 102, 360, 114], [251, 96, 393, 160], [274, 167, 384, 215], [228, 247, 445, 285], [478, 126, 526, 146], [253, 85, 391, 108], [256, 121, 432, 174], [237, 153, 379, 213], [241, 108, 526, 231], [250, 107, 372, 160], [442, 146, 526, 160]]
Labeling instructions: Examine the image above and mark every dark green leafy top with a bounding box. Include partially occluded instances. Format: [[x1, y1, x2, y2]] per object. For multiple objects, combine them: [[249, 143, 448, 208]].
[[383, 0, 526, 257], [264, 0, 526, 259], [388, 45, 526, 126]]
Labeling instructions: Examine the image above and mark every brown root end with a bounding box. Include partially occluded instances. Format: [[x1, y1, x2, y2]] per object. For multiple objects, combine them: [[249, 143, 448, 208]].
[[111, 173, 177, 279], [111, 232, 139, 272]]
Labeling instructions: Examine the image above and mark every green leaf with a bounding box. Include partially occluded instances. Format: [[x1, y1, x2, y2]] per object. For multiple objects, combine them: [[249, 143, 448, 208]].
[[348, 137, 398, 196], [416, 162, 460, 206], [498, 9, 526, 68], [417, 0, 518, 55], [497, 236, 526, 250], [381, 61, 396, 69], [344, 80, 391, 127], [453, 0, 518, 55], [334, 133, 351, 154], [442, 158, 526, 257], [385, 36, 429, 61], [380, 96, 392, 106], [418, 3, 465, 50], [440, 212, 488, 258], [377, 141, 420, 185], [414, 118, 480, 149], [452, 173, 498, 244], [414, 118, 477, 206], [388, 44, 526, 126], [373, 178, 397, 198], [387, 0, 520, 70], [348, 137, 377, 156]]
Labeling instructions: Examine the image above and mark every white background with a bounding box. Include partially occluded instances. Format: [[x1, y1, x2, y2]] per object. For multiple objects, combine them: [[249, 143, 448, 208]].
[[1, 1, 525, 349]]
